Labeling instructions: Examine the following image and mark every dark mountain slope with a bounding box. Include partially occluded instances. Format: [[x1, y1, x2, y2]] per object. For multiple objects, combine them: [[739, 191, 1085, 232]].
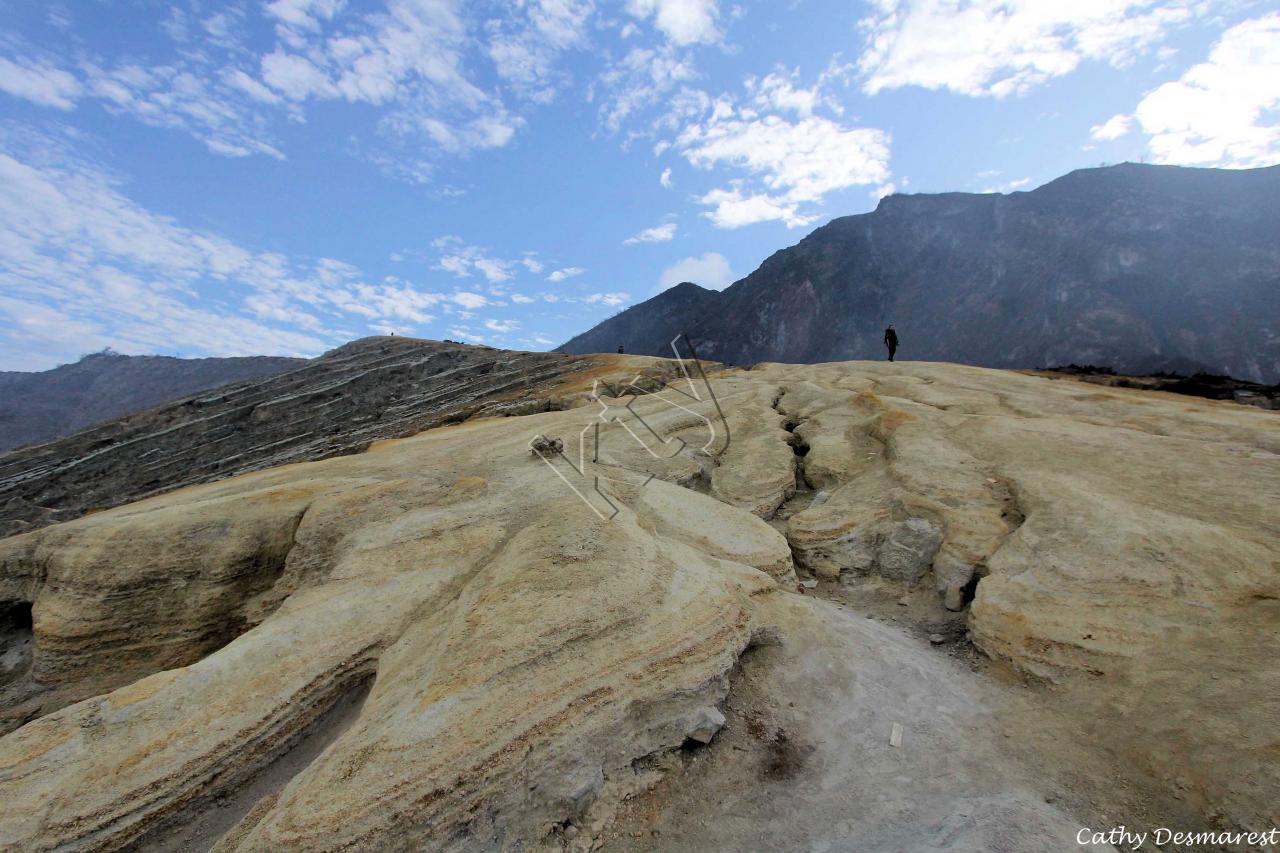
[[0, 337, 625, 537], [558, 281, 724, 356], [0, 351, 304, 451], [561, 163, 1280, 381]]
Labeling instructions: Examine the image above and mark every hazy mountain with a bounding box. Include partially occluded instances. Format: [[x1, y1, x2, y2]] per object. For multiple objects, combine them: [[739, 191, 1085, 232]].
[[560, 162, 1280, 382], [0, 350, 305, 452], [562, 281, 724, 358]]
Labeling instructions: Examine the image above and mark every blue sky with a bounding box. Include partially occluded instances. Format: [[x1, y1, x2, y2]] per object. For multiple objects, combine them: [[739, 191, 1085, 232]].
[[1, 0, 1277, 370]]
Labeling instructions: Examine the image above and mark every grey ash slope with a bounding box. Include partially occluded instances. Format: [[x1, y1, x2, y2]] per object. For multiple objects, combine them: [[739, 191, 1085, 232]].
[[560, 162, 1280, 382], [0, 350, 304, 452], [0, 336, 606, 538]]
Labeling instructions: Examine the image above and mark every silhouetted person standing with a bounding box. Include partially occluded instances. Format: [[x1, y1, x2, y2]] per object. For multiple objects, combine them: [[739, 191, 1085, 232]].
[[884, 325, 898, 362], [617, 345, 625, 354]]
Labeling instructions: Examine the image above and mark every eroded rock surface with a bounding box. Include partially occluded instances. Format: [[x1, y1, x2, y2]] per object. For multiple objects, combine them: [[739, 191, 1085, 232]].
[[0, 336, 641, 538], [0, 357, 1276, 850]]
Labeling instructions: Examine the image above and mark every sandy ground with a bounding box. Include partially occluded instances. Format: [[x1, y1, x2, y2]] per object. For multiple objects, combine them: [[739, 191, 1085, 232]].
[[600, 591, 1217, 853]]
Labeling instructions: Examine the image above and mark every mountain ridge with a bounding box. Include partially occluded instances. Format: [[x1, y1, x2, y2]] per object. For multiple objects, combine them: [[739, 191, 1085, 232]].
[[0, 350, 305, 451], [560, 162, 1280, 382]]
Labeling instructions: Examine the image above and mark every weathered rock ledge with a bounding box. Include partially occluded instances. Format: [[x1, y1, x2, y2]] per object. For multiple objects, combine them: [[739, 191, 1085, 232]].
[[0, 357, 1275, 850]]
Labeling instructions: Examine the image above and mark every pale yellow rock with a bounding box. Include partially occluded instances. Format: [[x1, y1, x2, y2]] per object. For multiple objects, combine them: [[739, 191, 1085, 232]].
[[0, 359, 1276, 850], [0, 397, 781, 851]]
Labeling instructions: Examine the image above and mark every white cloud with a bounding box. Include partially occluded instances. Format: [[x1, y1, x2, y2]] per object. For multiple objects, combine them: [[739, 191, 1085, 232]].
[[473, 257, 514, 283], [657, 252, 733, 292], [677, 101, 892, 227], [78, 62, 287, 159], [0, 0, 525, 172], [1091, 113, 1133, 141], [510, 293, 535, 303], [624, 222, 677, 244], [596, 47, 697, 132], [448, 325, 485, 342], [265, 0, 345, 32], [437, 254, 471, 276], [0, 134, 456, 369], [547, 266, 585, 281], [223, 68, 284, 105], [262, 0, 476, 107], [451, 291, 489, 309], [625, 0, 721, 46], [486, 0, 595, 101], [521, 256, 544, 274], [981, 176, 1032, 193], [484, 318, 519, 332], [1132, 13, 1280, 168], [0, 57, 82, 109], [693, 185, 812, 228], [584, 292, 631, 306], [747, 71, 820, 116], [261, 51, 336, 101], [660, 166, 673, 187], [858, 0, 1209, 98], [435, 244, 517, 282]]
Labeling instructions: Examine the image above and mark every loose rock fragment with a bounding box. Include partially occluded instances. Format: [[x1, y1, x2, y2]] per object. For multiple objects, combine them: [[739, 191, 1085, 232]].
[[686, 706, 727, 745]]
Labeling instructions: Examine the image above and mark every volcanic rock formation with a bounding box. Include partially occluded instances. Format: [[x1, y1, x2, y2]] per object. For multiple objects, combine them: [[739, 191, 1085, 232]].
[[0, 336, 659, 538], [0, 350, 304, 452], [0, 354, 1276, 851]]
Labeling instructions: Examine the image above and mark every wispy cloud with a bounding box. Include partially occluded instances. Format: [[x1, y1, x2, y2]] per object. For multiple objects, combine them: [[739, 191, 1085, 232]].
[[625, 0, 722, 46], [450, 291, 489, 309], [547, 266, 585, 281], [1132, 12, 1280, 168], [623, 221, 677, 244], [673, 82, 891, 228], [980, 176, 1032, 193], [1090, 113, 1134, 142], [0, 0, 529, 174], [0, 57, 82, 109], [857, 0, 1213, 98], [657, 252, 733, 293], [595, 47, 698, 133], [486, 0, 595, 102], [433, 242, 519, 283], [583, 291, 630, 306], [0, 130, 449, 369]]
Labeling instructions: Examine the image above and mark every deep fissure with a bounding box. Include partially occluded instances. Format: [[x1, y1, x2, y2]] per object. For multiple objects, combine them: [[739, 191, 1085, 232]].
[[0, 601, 34, 690], [770, 392, 818, 526], [136, 672, 375, 853]]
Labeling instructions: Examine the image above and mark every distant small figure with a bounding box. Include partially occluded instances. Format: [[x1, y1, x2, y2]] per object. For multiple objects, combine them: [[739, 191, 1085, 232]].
[[617, 345, 625, 354], [884, 325, 898, 362]]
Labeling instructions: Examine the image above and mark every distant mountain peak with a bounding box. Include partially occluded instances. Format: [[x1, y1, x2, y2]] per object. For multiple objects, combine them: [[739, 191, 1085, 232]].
[[665, 280, 712, 293], [560, 162, 1280, 382]]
